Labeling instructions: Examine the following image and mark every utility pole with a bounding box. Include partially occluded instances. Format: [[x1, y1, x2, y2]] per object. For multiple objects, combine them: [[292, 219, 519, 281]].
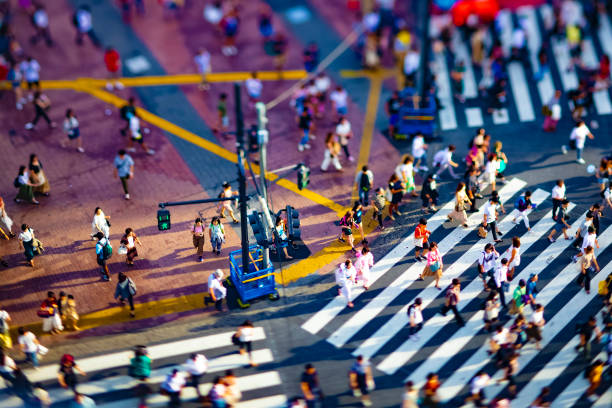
[[234, 82, 250, 272], [255, 101, 271, 267], [416, 0, 431, 103]]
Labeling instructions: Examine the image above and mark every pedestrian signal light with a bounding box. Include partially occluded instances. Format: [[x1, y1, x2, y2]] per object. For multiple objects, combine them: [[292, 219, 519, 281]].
[[297, 164, 310, 190], [157, 209, 171, 231]]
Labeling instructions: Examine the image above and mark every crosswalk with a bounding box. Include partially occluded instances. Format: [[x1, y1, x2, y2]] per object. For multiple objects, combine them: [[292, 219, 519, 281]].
[[301, 176, 612, 404], [1, 328, 287, 408], [433, 5, 612, 131]]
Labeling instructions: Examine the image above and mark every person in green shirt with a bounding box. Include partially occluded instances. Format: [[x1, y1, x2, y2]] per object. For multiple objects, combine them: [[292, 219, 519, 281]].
[[129, 346, 152, 381], [216, 93, 228, 137], [511, 279, 527, 315]]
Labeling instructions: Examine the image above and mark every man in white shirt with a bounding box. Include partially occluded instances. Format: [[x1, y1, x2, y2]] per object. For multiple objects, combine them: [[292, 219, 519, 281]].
[[330, 86, 348, 117], [335, 117, 353, 161], [551, 179, 566, 221], [477, 243, 499, 289], [19, 57, 41, 99], [572, 227, 599, 263], [407, 298, 423, 341], [528, 304, 545, 349], [18, 327, 40, 367], [411, 133, 428, 171], [205, 269, 227, 312], [194, 48, 211, 90], [433, 145, 460, 179], [468, 371, 490, 406], [245, 72, 263, 103], [184, 353, 208, 397], [482, 197, 502, 243], [494, 258, 509, 308], [403, 45, 420, 86], [563, 120, 594, 164]]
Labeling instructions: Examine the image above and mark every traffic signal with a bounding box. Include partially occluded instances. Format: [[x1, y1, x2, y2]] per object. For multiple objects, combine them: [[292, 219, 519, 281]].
[[286, 205, 301, 241], [297, 164, 310, 190], [157, 209, 171, 231], [248, 211, 273, 247], [255, 102, 268, 127]]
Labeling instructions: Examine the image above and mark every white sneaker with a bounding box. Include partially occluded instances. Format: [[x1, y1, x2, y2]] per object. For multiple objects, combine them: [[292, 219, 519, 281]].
[[77, 147, 85, 153], [105, 82, 114, 91], [25, 123, 34, 130], [576, 158, 586, 164], [348, 156, 355, 162], [303, 144, 311, 149], [298, 144, 304, 152], [419, 166, 429, 171], [115, 81, 125, 90], [146, 149, 155, 155], [126, 147, 136, 152], [125, 194, 130, 200], [561, 145, 568, 155]]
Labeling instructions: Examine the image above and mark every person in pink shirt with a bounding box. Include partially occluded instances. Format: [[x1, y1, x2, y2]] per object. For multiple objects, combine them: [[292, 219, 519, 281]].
[[417, 241, 443, 289], [355, 246, 374, 290]]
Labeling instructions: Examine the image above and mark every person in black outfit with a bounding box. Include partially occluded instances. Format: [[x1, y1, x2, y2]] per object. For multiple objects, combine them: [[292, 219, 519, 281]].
[[575, 316, 602, 359], [301, 364, 324, 408], [386, 91, 402, 137], [421, 174, 439, 212]]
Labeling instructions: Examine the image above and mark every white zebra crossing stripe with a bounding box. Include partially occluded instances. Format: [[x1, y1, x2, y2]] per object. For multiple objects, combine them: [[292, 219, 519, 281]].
[[97, 372, 285, 408], [580, 38, 612, 115], [592, 389, 612, 407], [518, 6, 555, 104], [374, 192, 555, 375], [433, 49, 458, 131], [439, 213, 586, 400], [507, 62, 536, 121], [488, 231, 612, 402], [40, 349, 275, 405], [301, 191, 463, 335], [465, 107, 484, 128], [551, 36, 579, 91], [23, 328, 266, 384], [597, 14, 612, 66], [525, 345, 608, 407], [326, 179, 526, 349], [451, 29, 478, 99]]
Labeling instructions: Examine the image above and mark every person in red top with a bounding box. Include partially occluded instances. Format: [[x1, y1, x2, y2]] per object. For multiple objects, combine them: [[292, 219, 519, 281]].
[[414, 217, 431, 262], [104, 47, 124, 91], [422, 373, 440, 406]]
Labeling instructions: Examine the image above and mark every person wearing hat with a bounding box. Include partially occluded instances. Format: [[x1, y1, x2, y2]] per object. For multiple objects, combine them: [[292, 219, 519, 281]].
[[482, 196, 502, 243], [219, 182, 239, 223], [205, 269, 227, 311]]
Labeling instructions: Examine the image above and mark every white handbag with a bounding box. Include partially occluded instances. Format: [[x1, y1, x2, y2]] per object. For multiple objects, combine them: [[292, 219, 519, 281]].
[[117, 244, 128, 255]]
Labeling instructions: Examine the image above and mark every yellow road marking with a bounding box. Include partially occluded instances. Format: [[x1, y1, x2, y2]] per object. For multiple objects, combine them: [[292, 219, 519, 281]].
[[83, 87, 344, 215]]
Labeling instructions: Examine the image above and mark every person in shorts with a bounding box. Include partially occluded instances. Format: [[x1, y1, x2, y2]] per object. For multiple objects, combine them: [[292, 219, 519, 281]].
[[414, 218, 431, 262], [126, 113, 155, 155]]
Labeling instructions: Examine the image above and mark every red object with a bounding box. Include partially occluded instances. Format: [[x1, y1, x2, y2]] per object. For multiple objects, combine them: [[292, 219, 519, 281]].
[[104, 49, 121, 73], [347, 0, 360, 11], [472, 0, 499, 23], [451, 0, 473, 26]]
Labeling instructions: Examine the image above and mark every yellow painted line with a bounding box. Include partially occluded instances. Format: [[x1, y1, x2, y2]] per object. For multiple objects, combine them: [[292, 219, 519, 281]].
[[83, 87, 344, 214], [351, 75, 383, 201], [0, 70, 307, 91], [339, 68, 396, 79]]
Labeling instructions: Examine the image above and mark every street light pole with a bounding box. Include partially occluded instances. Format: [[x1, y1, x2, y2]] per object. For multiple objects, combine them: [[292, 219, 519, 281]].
[[255, 101, 271, 267], [234, 82, 250, 273]]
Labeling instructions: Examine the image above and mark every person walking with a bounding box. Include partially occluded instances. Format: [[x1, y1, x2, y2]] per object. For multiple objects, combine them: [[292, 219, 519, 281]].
[[330, 85, 348, 120], [19, 56, 41, 100], [126, 113, 155, 155], [433, 145, 460, 179], [297, 108, 313, 152], [466, 370, 490, 407], [548, 199, 571, 242], [194, 48, 211, 90], [209, 216, 225, 256], [480, 153, 500, 192], [586, 359, 605, 402], [183, 353, 207, 398], [412, 133, 429, 171], [352, 202, 366, 244], [551, 179, 566, 221], [103, 47, 123, 90], [223, 369, 241, 406], [114, 272, 136, 317], [421, 174, 439, 213], [190, 217, 206, 262], [208, 376, 228, 408], [301, 364, 324, 408], [526, 273, 539, 311], [355, 166, 373, 207], [335, 116, 354, 162], [128, 346, 152, 381], [58, 354, 86, 394], [39, 291, 62, 334], [205, 269, 227, 312], [447, 182, 471, 228], [573, 226, 599, 264], [527, 303, 545, 350], [478, 243, 499, 290], [94, 232, 112, 281], [396, 155, 418, 198], [120, 228, 142, 266], [0, 308, 11, 350], [482, 196, 502, 243], [0, 197, 15, 238], [321, 132, 342, 172], [335, 259, 357, 308], [371, 188, 387, 230], [575, 316, 602, 359], [219, 182, 239, 223], [441, 278, 465, 326], [18, 224, 40, 267], [414, 217, 431, 262], [8, 63, 26, 111], [509, 279, 527, 316], [563, 120, 595, 164], [407, 297, 424, 341], [422, 373, 441, 407], [504, 237, 521, 280], [91, 207, 110, 239], [72, 5, 101, 47], [71, 392, 96, 407], [355, 246, 373, 289], [0, 348, 16, 385], [483, 292, 500, 332], [119, 97, 137, 136], [542, 90, 562, 132], [17, 327, 41, 368], [493, 258, 509, 309], [14, 166, 40, 205], [388, 173, 404, 220], [62, 109, 85, 152], [29, 154, 50, 196], [160, 369, 185, 408], [338, 210, 357, 252], [512, 191, 536, 231], [402, 381, 419, 408], [235, 320, 257, 367], [349, 355, 373, 407], [114, 149, 134, 200], [417, 241, 443, 289], [25, 91, 56, 130], [63, 295, 79, 331], [577, 246, 599, 294]]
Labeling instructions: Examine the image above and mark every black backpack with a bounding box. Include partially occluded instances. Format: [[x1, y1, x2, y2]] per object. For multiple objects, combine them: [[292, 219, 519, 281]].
[[360, 172, 371, 192]]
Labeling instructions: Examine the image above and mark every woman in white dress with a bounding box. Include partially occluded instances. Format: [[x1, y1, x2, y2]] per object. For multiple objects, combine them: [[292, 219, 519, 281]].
[[0, 197, 15, 238], [480, 153, 500, 192], [505, 236, 521, 280], [335, 259, 357, 308], [91, 207, 110, 239], [355, 246, 374, 289]]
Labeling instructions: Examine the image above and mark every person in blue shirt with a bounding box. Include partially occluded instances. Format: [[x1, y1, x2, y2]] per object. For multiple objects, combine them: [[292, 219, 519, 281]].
[[113, 149, 134, 200], [526, 273, 539, 311], [95, 232, 111, 281]]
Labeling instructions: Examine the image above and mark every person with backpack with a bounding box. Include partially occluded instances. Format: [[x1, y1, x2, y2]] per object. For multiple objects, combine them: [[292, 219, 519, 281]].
[[115, 272, 137, 317], [209, 216, 226, 256], [94, 232, 112, 281], [338, 210, 357, 253], [414, 218, 431, 262], [355, 166, 373, 207], [129, 346, 152, 381], [509, 279, 528, 316], [512, 190, 536, 231], [119, 98, 137, 136], [478, 243, 499, 290], [420, 174, 439, 213], [407, 298, 424, 341]]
